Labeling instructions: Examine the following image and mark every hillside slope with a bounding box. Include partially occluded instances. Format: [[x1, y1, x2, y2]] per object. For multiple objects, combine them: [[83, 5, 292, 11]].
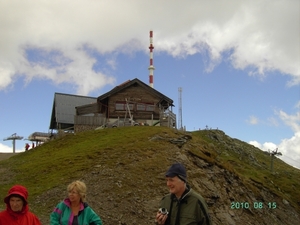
[[0, 127, 299, 224], [0, 153, 17, 161]]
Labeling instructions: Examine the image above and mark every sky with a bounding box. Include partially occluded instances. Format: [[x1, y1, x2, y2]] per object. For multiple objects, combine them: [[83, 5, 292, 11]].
[[0, 0, 299, 168]]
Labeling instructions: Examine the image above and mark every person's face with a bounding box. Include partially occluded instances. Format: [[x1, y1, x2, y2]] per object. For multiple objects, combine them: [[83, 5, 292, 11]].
[[68, 189, 81, 203], [9, 196, 24, 212], [166, 176, 185, 197]]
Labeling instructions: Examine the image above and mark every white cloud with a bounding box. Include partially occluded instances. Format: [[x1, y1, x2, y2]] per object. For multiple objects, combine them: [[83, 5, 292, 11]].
[[0, 143, 13, 152], [0, 143, 23, 153], [250, 141, 277, 152], [21, 47, 116, 95], [278, 132, 300, 168], [247, 115, 259, 125], [277, 110, 300, 132], [249, 109, 300, 168], [0, 0, 299, 94], [276, 109, 300, 168]]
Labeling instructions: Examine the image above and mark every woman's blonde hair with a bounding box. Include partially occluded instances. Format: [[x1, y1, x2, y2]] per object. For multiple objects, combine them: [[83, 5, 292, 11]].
[[67, 180, 87, 202]]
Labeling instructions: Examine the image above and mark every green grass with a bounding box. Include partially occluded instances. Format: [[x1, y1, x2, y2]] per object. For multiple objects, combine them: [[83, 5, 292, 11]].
[[0, 127, 173, 198], [0, 126, 299, 214]]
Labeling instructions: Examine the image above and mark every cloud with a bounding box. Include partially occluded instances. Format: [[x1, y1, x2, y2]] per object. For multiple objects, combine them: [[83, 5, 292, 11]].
[[267, 117, 279, 127], [276, 108, 300, 168], [249, 141, 277, 152], [0, 143, 23, 153], [249, 109, 300, 168], [22, 47, 116, 95], [247, 116, 259, 125], [278, 132, 300, 168], [277, 110, 300, 132], [0, 0, 299, 94]]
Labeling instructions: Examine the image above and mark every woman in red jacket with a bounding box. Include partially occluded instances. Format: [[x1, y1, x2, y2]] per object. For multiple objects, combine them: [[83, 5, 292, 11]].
[[0, 184, 41, 225]]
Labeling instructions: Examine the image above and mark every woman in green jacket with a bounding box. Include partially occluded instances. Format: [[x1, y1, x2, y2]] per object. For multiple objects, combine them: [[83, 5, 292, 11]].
[[50, 180, 102, 225]]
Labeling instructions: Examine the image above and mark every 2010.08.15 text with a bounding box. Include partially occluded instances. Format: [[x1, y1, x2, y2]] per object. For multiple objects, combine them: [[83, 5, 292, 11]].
[[230, 202, 277, 209]]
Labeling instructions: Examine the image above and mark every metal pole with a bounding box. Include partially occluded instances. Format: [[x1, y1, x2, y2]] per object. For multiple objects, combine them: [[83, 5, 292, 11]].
[[12, 140, 16, 153], [270, 154, 274, 173]]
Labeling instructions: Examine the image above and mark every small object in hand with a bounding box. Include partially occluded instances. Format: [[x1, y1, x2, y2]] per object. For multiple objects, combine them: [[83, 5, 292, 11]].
[[159, 208, 168, 215]]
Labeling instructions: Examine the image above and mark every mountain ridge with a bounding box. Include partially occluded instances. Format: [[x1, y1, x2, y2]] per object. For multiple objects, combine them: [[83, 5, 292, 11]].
[[0, 126, 299, 224]]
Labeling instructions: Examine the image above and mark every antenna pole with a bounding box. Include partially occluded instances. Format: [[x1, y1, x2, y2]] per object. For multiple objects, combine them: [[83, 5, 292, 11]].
[[148, 30, 155, 88], [178, 87, 182, 130]]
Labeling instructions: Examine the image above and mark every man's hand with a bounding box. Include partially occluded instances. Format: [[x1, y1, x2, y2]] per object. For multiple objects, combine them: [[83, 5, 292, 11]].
[[155, 211, 168, 225]]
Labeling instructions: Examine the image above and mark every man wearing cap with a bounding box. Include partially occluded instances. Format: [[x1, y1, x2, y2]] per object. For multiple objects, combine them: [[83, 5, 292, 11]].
[[0, 184, 41, 224], [155, 163, 212, 225]]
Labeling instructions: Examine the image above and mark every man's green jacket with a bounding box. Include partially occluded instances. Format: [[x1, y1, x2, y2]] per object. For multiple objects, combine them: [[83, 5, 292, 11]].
[[159, 187, 212, 225]]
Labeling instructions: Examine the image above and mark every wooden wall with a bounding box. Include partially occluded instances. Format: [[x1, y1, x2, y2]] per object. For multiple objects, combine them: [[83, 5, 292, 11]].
[[106, 85, 161, 121], [76, 103, 101, 115]]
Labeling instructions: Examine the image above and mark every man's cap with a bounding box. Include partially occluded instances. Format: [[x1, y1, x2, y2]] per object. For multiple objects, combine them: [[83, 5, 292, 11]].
[[165, 163, 187, 182], [4, 185, 28, 205]]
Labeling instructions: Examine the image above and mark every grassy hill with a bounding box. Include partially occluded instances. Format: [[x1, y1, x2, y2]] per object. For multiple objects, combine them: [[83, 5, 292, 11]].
[[0, 126, 299, 224]]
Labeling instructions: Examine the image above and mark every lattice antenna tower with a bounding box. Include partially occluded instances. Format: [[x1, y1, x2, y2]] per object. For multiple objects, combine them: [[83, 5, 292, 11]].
[[178, 87, 183, 130]]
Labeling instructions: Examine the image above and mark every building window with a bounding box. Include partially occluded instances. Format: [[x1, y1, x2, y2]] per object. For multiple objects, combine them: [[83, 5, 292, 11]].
[[137, 104, 145, 111], [146, 104, 154, 111], [115, 102, 134, 111], [115, 103, 125, 110], [127, 103, 134, 110], [137, 103, 154, 111]]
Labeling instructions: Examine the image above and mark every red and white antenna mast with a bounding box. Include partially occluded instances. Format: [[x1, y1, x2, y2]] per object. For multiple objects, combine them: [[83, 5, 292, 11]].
[[148, 30, 155, 88]]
